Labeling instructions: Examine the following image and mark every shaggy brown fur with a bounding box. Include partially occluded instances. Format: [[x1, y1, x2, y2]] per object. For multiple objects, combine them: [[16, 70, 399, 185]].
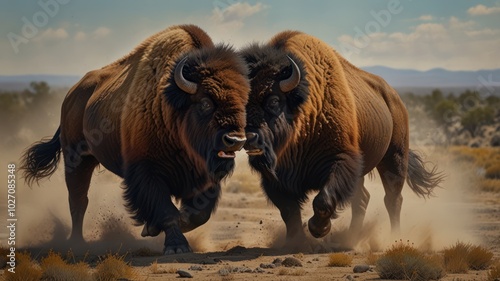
[[242, 31, 443, 245], [21, 25, 249, 254]]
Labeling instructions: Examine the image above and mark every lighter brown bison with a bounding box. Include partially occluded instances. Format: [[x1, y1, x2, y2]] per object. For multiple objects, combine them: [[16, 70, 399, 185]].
[[241, 31, 443, 245], [21, 25, 249, 254]]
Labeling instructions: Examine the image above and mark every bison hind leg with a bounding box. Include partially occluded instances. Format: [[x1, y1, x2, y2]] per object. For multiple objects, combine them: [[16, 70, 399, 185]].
[[64, 153, 99, 242], [349, 177, 370, 235]]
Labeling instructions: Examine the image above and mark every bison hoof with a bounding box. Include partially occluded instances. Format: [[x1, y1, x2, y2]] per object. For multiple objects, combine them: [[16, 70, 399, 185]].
[[308, 216, 331, 238], [163, 225, 192, 255]]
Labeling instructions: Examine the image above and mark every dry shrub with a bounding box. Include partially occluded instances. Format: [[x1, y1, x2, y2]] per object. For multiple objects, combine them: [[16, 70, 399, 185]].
[[149, 260, 174, 274], [293, 252, 304, 260], [487, 260, 500, 281], [277, 268, 306, 276], [4, 252, 42, 281], [444, 242, 493, 272], [376, 242, 444, 281], [480, 179, 500, 192], [328, 253, 352, 267], [40, 251, 92, 281], [366, 252, 380, 265], [467, 245, 493, 270], [93, 254, 136, 281], [443, 241, 470, 273], [485, 163, 500, 179]]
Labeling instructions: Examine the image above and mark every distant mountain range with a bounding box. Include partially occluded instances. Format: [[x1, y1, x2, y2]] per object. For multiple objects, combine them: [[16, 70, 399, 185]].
[[1, 67, 499, 95]]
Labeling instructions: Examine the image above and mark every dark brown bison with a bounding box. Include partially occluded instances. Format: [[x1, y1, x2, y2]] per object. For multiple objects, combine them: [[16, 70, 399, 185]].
[[241, 31, 443, 245], [20, 25, 249, 254]]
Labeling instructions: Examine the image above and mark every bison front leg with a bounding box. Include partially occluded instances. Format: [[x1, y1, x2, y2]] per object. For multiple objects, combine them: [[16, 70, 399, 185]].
[[179, 185, 221, 233], [123, 161, 191, 254], [263, 181, 306, 245], [308, 152, 362, 238]]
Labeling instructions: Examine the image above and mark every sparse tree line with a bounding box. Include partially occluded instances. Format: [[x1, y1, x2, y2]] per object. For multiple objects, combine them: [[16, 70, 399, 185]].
[[0, 83, 499, 147], [401, 89, 500, 147]]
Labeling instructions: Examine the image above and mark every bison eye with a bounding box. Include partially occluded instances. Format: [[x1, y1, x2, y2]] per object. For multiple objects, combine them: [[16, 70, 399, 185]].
[[265, 95, 281, 116], [199, 98, 214, 115]]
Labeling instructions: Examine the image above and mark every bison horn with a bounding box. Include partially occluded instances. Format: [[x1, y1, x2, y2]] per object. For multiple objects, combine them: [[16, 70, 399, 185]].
[[279, 55, 301, 93], [174, 56, 198, 94]]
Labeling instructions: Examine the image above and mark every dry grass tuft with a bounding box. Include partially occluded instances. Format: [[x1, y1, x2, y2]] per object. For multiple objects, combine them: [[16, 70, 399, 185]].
[[443, 242, 493, 272], [277, 268, 307, 276], [93, 253, 136, 281], [487, 260, 500, 281], [149, 260, 173, 274], [467, 245, 494, 270], [450, 147, 500, 192], [293, 252, 304, 260], [4, 252, 42, 281], [376, 242, 444, 280], [327, 252, 353, 267], [40, 251, 92, 281], [366, 252, 380, 265], [443, 241, 470, 273]]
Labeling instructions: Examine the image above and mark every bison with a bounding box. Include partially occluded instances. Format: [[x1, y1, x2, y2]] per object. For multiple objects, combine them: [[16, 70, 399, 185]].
[[21, 25, 249, 254], [241, 31, 443, 245]]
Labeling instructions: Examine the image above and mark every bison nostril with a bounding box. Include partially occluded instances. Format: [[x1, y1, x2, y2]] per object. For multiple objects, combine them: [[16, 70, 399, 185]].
[[245, 132, 258, 144], [222, 134, 246, 149]]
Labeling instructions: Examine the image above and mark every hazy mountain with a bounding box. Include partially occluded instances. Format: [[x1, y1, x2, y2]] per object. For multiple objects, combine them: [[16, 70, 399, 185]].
[[362, 66, 500, 89]]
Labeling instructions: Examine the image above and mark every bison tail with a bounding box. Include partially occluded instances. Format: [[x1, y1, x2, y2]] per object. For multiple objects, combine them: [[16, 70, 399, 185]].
[[21, 127, 62, 186], [406, 149, 444, 198]]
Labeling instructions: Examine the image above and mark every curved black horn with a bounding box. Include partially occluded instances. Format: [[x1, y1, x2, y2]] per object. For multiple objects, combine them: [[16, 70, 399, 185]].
[[174, 57, 197, 94], [279, 55, 301, 93]]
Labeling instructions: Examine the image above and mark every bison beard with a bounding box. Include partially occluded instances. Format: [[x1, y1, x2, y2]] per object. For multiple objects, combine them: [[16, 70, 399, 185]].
[[20, 25, 249, 255], [241, 31, 443, 248]]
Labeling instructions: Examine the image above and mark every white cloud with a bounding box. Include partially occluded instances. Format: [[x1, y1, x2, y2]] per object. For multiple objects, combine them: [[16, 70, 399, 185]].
[[34, 28, 68, 42], [211, 2, 267, 28], [74, 31, 86, 41], [418, 15, 433, 21], [467, 4, 500, 15], [336, 17, 499, 70], [93, 26, 111, 38]]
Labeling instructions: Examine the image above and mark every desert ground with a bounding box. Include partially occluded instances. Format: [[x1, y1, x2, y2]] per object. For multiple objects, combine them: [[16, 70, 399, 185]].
[[1, 147, 499, 280]]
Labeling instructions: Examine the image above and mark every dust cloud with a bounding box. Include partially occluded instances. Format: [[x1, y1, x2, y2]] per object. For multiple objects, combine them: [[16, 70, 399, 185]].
[[0, 107, 483, 258]]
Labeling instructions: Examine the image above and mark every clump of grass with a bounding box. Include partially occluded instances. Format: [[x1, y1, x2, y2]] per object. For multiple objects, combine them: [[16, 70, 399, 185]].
[[487, 260, 500, 281], [480, 179, 500, 192], [277, 268, 306, 276], [293, 252, 304, 260], [366, 252, 380, 265], [485, 164, 500, 179], [443, 241, 470, 273], [467, 245, 494, 270], [4, 252, 42, 281], [443, 242, 493, 272], [93, 253, 136, 281], [376, 241, 444, 281], [41, 251, 92, 281], [149, 260, 172, 274], [327, 252, 352, 267]]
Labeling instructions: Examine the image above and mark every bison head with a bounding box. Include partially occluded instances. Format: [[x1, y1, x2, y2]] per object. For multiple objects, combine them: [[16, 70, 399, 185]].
[[164, 45, 249, 182], [240, 45, 309, 176]]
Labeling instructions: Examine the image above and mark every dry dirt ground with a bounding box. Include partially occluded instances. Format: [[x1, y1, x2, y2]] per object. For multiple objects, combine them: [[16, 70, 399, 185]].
[[1, 151, 499, 280]]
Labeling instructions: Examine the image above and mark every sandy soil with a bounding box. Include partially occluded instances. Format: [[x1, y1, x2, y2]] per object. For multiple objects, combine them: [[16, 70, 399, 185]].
[[1, 151, 499, 280]]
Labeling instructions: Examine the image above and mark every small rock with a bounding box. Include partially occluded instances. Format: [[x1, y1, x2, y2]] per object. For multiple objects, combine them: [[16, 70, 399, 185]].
[[189, 265, 203, 271], [312, 257, 320, 261], [346, 274, 354, 281], [260, 263, 276, 269], [233, 266, 253, 273], [176, 270, 193, 278], [282, 257, 303, 267], [353, 264, 370, 273], [259, 220, 263, 224], [253, 267, 265, 273], [272, 258, 283, 265], [218, 268, 231, 276]]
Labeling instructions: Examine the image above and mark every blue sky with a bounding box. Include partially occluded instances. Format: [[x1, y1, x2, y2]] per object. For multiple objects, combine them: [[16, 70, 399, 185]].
[[1, 0, 499, 75]]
